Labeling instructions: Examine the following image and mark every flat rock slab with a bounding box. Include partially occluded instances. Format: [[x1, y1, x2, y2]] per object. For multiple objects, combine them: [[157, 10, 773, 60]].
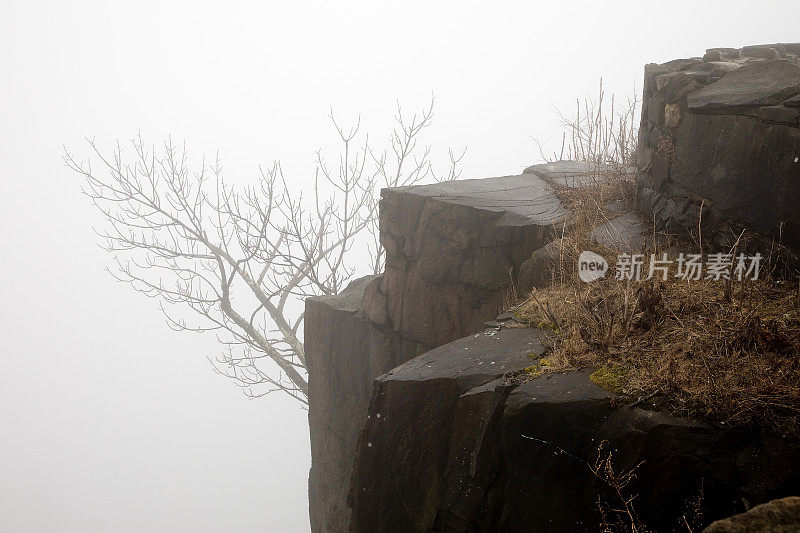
[[517, 211, 652, 292], [380, 326, 547, 384], [688, 60, 800, 111], [523, 160, 633, 188], [376, 173, 572, 347], [396, 174, 568, 227], [588, 211, 651, 253]]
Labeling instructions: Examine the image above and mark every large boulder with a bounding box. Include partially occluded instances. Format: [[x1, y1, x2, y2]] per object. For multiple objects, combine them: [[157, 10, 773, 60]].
[[308, 166, 578, 532], [306, 276, 426, 533], [348, 325, 800, 532], [374, 173, 569, 348], [348, 327, 550, 532], [635, 44, 800, 250]]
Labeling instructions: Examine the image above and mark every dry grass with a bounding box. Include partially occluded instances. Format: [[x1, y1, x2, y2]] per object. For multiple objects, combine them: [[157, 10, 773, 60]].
[[510, 174, 800, 435], [516, 274, 800, 433], [518, 82, 800, 436]]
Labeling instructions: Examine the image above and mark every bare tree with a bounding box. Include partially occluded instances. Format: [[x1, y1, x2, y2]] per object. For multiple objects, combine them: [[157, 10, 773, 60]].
[[65, 100, 463, 405]]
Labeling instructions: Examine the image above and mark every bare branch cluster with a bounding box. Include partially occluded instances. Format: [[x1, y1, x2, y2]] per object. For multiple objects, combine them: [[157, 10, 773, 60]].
[[537, 79, 640, 169], [66, 100, 464, 404]]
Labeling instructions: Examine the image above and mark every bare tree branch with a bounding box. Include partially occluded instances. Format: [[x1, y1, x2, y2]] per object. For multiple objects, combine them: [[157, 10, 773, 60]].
[[66, 99, 463, 404]]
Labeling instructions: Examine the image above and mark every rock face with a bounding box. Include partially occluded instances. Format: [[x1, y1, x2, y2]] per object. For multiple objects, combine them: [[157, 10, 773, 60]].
[[308, 44, 800, 532], [306, 276, 425, 533], [635, 43, 800, 249], [348, 327, 550, 532], [307, 169, 576, 532], [371, 173, 569, 348], [349, 326, 800, 532], [703, 496, 800, 532]]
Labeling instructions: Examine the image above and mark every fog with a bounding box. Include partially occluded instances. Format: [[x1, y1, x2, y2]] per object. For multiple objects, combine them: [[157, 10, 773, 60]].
[[1, 1, 796, 531]]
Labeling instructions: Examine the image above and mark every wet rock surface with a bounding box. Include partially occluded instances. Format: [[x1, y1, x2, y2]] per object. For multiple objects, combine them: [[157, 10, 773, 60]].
[[348, 326, 800, 533], [375, 173, 569, 348], [348, 328, 549, 532], [635, 43, 800, 249], [306, 276, 426, 533], [307, 164, 582, 532]]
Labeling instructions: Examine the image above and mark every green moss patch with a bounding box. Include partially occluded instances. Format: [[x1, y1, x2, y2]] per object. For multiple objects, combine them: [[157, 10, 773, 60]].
[[589, 363, 629, 395]]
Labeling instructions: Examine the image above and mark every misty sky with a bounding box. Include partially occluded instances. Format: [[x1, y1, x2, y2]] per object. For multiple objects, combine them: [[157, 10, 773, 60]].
[[1, 1, 797, 531]]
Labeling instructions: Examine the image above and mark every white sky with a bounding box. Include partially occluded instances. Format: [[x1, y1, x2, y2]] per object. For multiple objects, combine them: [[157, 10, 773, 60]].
[[1, 1, 797, 531]]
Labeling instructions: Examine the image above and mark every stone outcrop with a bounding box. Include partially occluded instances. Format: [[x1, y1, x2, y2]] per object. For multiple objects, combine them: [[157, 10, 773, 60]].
[[368, 172, 569, 348], [306, 276, 426, 533], [702, 496, 800, 532], [349, 328, 549, 532], [349, 325, 800, 532], [635, 43, 800, 249], [307, 167, 579, 532], [309, 44, 800, 532]]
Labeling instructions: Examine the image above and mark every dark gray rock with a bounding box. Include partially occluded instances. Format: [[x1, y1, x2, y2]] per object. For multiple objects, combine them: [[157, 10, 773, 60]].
[[656, 71, 704, 103], [348, 326, 800, 532], [306, 276, 426, 533], [588, 212, 651, 253], [637, 47, 800, 249], [517, 239, 562, 292], [688, 60, 800, 112], [348, 327, 550, 532], [524, 160, 635, 188], [758, 105, 800, 126], [703, 496, 800, 532], [683, 61, 743, 86], [517, 210, 652, 293], [501, 378, 800, 532], [668, 112, 800, 246], [525, 160, 603, 187], [786, 93, 800, 107], [379, 174, 568, 347]]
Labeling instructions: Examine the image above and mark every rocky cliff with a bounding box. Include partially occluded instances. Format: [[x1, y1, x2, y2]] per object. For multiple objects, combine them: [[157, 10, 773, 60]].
[[307, 44, 800, 532], [635, 43, 800, 248], [348, 326, 800, 532], [307, 166, 590, 532]]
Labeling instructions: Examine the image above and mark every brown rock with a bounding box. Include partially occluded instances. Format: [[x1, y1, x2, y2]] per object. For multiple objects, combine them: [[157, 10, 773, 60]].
[[664, 102, 682, 127], [703, 496, 800, 532]]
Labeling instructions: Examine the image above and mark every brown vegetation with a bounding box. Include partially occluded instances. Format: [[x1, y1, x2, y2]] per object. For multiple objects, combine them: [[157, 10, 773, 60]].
[[516, 79, 800, 436], [511, 172, 800, 435]]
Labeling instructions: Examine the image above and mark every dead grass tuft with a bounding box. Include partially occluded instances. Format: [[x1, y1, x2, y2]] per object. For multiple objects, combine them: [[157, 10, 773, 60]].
[[510, 171, 800, 436]]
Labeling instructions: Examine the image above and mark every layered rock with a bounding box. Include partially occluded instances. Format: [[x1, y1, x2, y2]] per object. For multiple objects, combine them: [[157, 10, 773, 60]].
[[349, 325, 800, 532], [307, 169, 577, 532], [369, 173, 569, 348], [348, 327, 548, 531], [306, 276, 425, 532], [635, 43, 800, 249], [309, 43, 800, 532]]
